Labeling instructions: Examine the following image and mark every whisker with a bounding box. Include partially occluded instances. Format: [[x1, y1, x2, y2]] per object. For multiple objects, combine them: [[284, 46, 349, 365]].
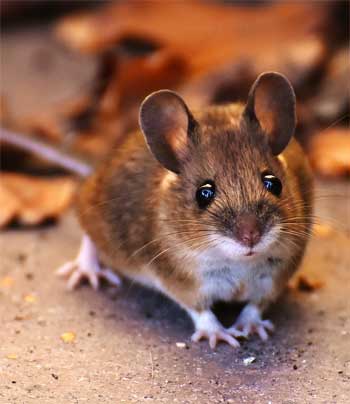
[[313, 113, 349, 136], [129, 228, 214, 259], [145, 233, 215, 267]]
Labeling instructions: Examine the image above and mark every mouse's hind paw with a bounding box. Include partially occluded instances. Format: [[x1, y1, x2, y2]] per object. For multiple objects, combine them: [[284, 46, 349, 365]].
[[56, 235, 121, 291]]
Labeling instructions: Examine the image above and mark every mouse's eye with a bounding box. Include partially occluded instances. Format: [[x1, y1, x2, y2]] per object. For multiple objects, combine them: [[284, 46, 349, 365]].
[[196, 181, 215, 209], [262, 173, 282, 197]]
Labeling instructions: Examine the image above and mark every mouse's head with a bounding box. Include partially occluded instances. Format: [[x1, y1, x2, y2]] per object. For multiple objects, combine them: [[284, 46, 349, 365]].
[[139, 72, 307, 261]]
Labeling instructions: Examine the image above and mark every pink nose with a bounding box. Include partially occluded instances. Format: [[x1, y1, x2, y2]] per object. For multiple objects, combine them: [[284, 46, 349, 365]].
[[236, 213, 261, 248]]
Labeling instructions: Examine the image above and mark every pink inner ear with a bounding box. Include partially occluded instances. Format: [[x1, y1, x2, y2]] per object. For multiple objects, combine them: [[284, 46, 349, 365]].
[[254, 83, 277, 136], [160, 99, 190, 162], [139, 89, 193, 173], [166, 127, 188, 158]]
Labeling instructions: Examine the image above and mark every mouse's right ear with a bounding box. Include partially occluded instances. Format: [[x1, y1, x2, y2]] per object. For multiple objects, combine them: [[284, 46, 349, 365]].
[[139, 90, 195, 174], [243, 72, 296, 155]]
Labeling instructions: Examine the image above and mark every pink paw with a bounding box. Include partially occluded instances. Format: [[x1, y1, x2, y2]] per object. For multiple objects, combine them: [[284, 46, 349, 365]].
[[191, 328, 241, 349], [228, 304, 274, 341], [189, 310, 244, 349], [57, 260, 121, 291], [56, 235, 121, 291]]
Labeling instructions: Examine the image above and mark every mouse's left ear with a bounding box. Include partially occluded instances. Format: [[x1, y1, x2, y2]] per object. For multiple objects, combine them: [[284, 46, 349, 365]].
[[243, 72, 296, 155], [139, 90, 196, 173]]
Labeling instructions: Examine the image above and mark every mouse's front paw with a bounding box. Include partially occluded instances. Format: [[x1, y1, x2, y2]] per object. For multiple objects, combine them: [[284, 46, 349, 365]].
[[56, 235, 121, 291], [191, 327, 240, 349], [228, 304, 274, 341], [189, 309, 242, 349]]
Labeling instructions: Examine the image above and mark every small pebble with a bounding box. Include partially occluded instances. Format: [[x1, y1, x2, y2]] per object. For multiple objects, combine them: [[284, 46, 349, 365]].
[[175, 342, 187, 349], [243, 356, 256, 366], [60, 332, 76, 343], [24, 294, 37, 303]]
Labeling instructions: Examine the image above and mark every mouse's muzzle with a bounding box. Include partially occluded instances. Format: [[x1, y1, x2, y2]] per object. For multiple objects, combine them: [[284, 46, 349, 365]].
[[234, 213, 262, 248]]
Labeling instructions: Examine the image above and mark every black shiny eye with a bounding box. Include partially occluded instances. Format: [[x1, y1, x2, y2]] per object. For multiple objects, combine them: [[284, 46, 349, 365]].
[[262, 172, 282, 197], [196, 181, 215, 209]]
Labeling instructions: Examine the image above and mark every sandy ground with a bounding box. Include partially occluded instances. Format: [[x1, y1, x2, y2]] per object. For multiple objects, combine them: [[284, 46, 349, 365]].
[[1, 24, 350, 404]]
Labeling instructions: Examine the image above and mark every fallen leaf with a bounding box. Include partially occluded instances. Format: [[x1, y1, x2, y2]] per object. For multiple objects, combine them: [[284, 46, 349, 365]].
[[60, 332, 76, 343], [21, 1, 340, 176], [313, 223, 334, 237], [0, 276, 14, 288], [0, 173, 77, 228], [309, 128, 350, 177], [55, 2, 328, 76], [296, 275, 324, 292], [311, 48, 350, 123], [22, 50, 189, 163]]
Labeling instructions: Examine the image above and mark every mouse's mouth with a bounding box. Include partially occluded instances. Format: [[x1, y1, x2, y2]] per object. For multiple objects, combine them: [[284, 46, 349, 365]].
[[241, 226, 280, 258], [245, 250, 255, 257]]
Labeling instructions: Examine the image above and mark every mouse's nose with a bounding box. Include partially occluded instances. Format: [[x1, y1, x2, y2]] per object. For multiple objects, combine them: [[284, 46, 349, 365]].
[[235, 213, 261, 248]]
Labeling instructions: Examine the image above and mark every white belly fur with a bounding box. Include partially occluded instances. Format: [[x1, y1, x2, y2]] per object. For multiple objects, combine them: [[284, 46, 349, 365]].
[[197, 253, 276, 304]]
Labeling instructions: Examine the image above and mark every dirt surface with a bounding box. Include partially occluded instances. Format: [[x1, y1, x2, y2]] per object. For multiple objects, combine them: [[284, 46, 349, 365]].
[[1, 24, 350, 404]]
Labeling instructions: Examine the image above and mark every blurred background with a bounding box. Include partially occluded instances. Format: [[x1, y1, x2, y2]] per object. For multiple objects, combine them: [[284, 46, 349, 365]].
[[1, 3, 350, 402], [0, 0, 349, 227]]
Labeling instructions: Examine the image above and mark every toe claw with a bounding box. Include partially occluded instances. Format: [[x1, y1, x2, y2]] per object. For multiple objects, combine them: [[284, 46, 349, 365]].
[[227, 326, 246, 339], [262, 320, 274, 332], [100, 269, 122, 287], [67, 269, 83, 291], [191, 331, 201, 342], [56, 262, 75, 276], [209, 335, 217, 349], [88, 272, 99, 291], [256, 325, 268, 341], [222, 332, 240, 348]]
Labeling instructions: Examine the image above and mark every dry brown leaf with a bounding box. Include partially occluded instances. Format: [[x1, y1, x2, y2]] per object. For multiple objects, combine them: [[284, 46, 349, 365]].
[[0, 276, 14, 288], [313, 223, 334, 238], [29, 1, 328, 162], [22, 50, 189, 162], [296, 275, 324, 292], [55, 1, 328, 77], [311, 48, 350, 123], [309, 128, 350, 177], [19, 1, 335, 168], [289, 273, 324, 292], [0, 173, 77, 228]]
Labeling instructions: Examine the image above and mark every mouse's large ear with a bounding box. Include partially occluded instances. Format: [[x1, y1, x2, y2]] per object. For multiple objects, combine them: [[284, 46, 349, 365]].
[[243, 72, 296, 155], [139, 90, 195, 173]]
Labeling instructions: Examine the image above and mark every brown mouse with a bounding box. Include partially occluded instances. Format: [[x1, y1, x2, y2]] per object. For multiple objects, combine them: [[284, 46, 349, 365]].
[[3, 72, 314, 348]]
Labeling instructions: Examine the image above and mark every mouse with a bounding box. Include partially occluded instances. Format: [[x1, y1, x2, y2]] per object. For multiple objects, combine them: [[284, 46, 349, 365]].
[[1, 72, 314, 349]]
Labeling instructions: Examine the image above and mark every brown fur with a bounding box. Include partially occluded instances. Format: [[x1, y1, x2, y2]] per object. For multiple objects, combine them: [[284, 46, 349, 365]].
[[77, 99, 313, 313]]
